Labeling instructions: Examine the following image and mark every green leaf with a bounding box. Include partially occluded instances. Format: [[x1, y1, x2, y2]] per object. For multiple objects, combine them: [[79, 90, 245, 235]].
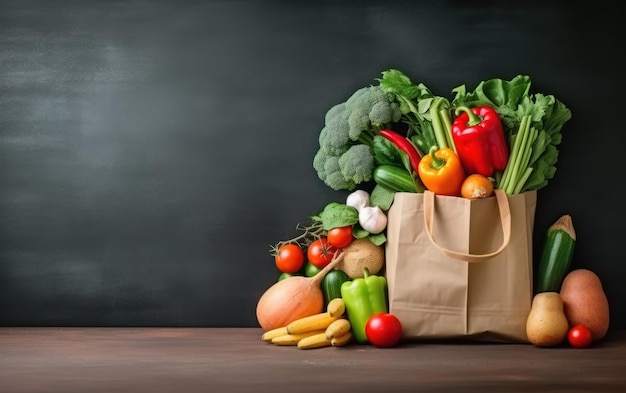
[[395, 96, 413, 115], [522, 147, 558, 192], [505, 75, 532, 107], [372, 135, 402, 166], [417, 97, 434, 116], [352, 225, 370, 239], [368, 232, 387, 246], [452, 74, 532, 112], [370, 184, 395, 211], [378, 69, 416, 97], [527, 94, 551, 124], [542, 98, 572, 143], [318, 202, 358, 230], [451, 84, 467, 101]]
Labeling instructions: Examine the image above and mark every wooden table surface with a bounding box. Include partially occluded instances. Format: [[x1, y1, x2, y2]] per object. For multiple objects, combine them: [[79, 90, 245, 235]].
[[1, 328, 625, 392]]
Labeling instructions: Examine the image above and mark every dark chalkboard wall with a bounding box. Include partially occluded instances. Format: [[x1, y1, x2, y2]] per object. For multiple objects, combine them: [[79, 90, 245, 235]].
[[1, 0, 625, 328]]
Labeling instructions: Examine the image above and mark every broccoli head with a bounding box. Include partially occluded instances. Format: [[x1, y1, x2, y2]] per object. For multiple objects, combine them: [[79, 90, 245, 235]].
[[314, 85, 401, 191]]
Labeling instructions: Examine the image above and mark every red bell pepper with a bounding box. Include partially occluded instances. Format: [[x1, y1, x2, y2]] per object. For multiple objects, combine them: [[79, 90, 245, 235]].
[[379, 129, 421, 174], [451, 106, 509, 177]]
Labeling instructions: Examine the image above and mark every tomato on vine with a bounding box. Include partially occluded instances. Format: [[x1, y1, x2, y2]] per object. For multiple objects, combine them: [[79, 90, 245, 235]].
[[327, 226, 354, 248], [275, 243, 304, 274], [307, 237, 337, 269]]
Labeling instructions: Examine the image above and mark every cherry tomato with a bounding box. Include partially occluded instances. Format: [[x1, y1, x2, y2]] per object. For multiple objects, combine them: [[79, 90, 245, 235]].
[[307, 237, 337, 269], [327, 226, 354, 248], [365, 313, 403, 348], [304, 261, 322, 277], [568, 325, 593, 348], [275, 244, 304, 274]]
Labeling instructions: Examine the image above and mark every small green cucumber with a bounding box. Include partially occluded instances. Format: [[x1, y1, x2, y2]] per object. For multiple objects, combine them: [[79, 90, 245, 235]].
[[322, 269, 351, 306], [535, 215, 576, 293], [373, 165, 419, 193]]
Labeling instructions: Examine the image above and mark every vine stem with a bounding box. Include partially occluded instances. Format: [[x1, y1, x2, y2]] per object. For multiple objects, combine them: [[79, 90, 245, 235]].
[[270, 221, 325, 256]]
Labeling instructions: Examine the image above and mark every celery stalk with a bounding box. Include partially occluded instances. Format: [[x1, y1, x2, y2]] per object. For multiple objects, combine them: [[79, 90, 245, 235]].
[[509, 125, 537, 194], [504, 115, 539, 194], [430, 98, 448, 150], [500, 115, 530, 193], [439, 108, 456, 153], [498, 133, 518, 190], [513, 167, 534, 194]]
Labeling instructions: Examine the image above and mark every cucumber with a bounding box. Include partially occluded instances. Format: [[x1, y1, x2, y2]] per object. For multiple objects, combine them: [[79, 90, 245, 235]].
[[322, 269, 351, 306], [535, 215, 576, 293], [373, 165, 419, 193]]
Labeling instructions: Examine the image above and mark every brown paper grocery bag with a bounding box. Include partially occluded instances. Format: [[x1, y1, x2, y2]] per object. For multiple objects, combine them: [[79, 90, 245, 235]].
[[385, 189, 536, 343]]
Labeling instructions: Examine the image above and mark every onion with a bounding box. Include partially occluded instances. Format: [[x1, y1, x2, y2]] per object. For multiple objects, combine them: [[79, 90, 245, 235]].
[[256, 252, 345, 331]]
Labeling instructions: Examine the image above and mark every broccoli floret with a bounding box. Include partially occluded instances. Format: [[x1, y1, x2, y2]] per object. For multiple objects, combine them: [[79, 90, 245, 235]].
[[313, 148, 328, 180], [319, 106, 350, 156], [325, 170, 356, 191], [344, 86, 400, 142], [314, 84, 401, 191], [347, 108, 370, 140], [313, 148, 356, 191], [369, 101, 401, 126], [319, 124, 349, 156], [325, 102, 346, 125], [338, 144, 374, 184], [314, 142, 376, 192]]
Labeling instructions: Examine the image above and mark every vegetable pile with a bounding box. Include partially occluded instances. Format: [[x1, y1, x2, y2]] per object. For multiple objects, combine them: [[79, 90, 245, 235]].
[[255, 68, 607, 350]]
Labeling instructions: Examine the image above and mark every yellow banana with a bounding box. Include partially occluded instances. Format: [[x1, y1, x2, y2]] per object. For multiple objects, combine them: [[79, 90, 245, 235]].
[[325, 318, 351, 340], [327, 298, 346, 318], [331, 331, 353, 347], [261, 326, 288, 342], [271, 330, 325, 346], [286, 312, 338, 335], [297, 332, 332, 350]]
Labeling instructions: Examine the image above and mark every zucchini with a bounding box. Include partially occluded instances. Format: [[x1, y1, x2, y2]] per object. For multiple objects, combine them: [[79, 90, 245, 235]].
[[535, 215, 576, 293], [322, 269, 351, 306], [373, 165, 418, 193]]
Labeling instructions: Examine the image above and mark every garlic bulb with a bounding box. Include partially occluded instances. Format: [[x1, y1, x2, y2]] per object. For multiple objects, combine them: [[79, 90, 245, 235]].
[[346, 190, 370, 211], [358, 205, 387, 234]]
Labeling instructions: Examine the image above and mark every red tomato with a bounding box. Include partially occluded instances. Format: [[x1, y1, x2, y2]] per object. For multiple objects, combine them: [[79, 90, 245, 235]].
[[365, 313, 403, 348], [275, 244, 304, 274], [568, 325, 593, 348], [307, 237, 337, 269], [327, 226, 354, 248]]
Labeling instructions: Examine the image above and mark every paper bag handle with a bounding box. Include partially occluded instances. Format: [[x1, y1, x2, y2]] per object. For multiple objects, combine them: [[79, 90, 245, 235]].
[[423, 189, 512, 263]]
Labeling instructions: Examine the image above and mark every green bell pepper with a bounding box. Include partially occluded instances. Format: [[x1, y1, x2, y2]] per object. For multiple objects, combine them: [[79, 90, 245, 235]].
[[340, 267, 388, 344]]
